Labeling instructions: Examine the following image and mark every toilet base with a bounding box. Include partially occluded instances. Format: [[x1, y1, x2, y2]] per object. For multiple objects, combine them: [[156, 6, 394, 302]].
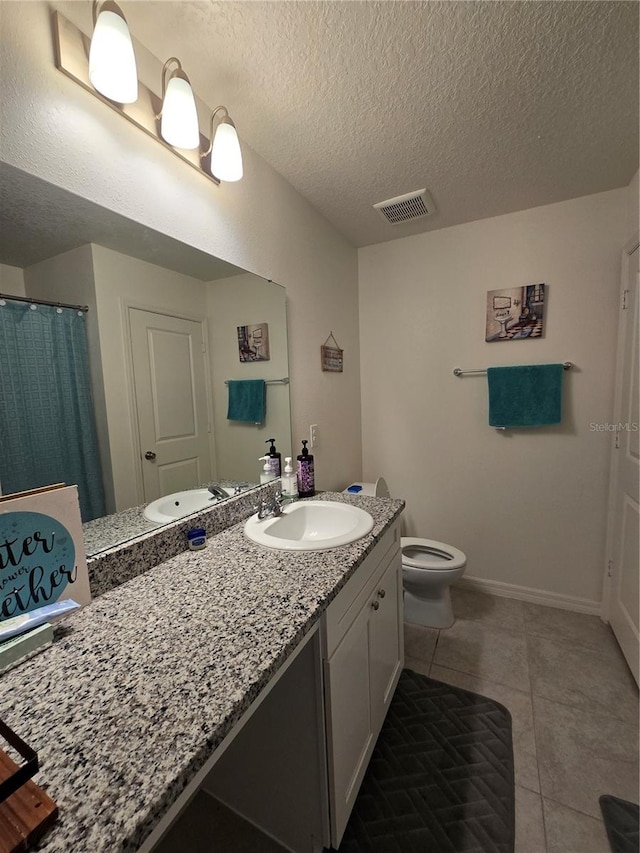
[[403, 587, 455, 629]]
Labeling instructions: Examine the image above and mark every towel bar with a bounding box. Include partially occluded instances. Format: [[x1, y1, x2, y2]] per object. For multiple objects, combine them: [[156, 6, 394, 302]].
[[453, 362, 573, 377], [224, 377, 289, 385]]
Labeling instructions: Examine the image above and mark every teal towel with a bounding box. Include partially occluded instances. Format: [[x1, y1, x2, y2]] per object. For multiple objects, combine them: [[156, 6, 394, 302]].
[[227, 379, 266, 423], [487, 364, 563, 428]]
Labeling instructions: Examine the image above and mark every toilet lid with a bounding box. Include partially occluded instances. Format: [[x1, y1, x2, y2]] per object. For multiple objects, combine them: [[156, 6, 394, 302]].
[[401, 537, 467, 571]]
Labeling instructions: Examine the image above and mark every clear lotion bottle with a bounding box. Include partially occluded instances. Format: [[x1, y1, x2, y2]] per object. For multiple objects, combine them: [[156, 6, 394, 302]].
[[259, 456, 276, 484], [281, 457, 298, 501]]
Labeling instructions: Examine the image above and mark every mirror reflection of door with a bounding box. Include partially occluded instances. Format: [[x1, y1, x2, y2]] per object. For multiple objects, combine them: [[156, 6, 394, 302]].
[[129, 308, 212, 502]]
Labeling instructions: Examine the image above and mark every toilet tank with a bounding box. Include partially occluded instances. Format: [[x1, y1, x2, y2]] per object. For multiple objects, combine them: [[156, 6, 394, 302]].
[[343, 477, 390, 498]]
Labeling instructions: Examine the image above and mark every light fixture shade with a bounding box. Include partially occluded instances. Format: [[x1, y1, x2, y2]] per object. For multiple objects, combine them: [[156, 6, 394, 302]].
[[160, 74, 200, 150], [210, 119, 243, 182], [89, 6, 138, 104]]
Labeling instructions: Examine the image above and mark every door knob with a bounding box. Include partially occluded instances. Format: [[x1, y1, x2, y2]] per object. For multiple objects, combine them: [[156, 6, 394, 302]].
[[371, 600, 380, 611], [144, 451, 157, 461], [378, 589, 386, 598]]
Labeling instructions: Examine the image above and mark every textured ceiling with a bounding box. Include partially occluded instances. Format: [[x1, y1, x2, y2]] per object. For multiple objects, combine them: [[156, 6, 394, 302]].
[[115, 0, 639, 247], [3, 0, 638, 267], [0, 162, 244, 279]]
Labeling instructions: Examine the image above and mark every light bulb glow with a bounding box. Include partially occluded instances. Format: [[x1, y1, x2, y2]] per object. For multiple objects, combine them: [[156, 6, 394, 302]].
[[89, 9, 138, 104], [160, 75, 200, 150], [210, 120, 243, 182]]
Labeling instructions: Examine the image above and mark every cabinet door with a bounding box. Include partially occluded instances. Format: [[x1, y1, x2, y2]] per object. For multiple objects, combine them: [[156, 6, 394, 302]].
[[324, 601, 373, 847], [369, 553, 402, 735]]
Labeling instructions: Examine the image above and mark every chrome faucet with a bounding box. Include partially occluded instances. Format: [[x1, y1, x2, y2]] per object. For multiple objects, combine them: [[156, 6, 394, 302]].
[[256, 495, 281, 520], [208, 484, 229, 500], [255, 492, 296, 520]]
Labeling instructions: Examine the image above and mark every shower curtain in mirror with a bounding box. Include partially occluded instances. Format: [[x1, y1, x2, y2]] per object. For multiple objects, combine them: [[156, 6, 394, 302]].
[[0, 299, 105, 521]]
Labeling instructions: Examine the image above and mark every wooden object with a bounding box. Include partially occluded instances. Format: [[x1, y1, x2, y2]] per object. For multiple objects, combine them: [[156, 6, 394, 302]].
[[321, 332, 344, 372], [0, 751, 58, 853]]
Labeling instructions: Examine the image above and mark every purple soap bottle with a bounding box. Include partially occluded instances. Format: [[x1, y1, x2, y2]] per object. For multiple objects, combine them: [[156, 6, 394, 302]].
[[297, 439, 315, 498]]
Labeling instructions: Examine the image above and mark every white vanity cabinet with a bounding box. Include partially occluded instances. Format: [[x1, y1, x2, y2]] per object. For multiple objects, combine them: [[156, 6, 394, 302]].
[[322, 520, 404, 848]]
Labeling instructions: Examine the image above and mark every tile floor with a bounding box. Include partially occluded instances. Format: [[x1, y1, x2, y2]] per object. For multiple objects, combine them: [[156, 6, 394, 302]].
[[405, 586, 639, 853], [157, 588, 639, 852]]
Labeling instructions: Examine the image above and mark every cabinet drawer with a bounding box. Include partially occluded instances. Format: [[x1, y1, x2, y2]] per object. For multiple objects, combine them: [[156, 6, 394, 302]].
[[324, 521, 399, 658]]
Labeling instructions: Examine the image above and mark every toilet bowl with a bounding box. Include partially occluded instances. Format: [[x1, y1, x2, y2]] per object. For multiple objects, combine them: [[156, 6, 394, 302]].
[[342, 480, 467, 629], [401, 537, 467, 629]]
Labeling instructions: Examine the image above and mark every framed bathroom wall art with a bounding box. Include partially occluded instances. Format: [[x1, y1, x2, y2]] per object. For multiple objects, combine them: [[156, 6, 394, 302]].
[[485, 284, 546, 342], [237, 323, 270, 362]]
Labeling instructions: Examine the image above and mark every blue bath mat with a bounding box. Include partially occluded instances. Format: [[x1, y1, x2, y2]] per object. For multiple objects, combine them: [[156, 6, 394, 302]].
[[328, 669, 515, 852]]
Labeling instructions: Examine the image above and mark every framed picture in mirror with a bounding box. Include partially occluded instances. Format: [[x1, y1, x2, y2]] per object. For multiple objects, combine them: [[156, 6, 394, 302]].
[[238, 323, 270, 362]]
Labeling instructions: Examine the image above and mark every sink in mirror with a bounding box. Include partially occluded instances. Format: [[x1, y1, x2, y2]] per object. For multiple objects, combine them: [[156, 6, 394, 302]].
[[143, 486, 237, 524], [244, 500, 374, 552], [0, 163, 292, 556]]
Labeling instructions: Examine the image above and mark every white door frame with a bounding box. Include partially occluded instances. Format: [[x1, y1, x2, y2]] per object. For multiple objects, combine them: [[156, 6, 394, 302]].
[[601, 233, 640, 621]]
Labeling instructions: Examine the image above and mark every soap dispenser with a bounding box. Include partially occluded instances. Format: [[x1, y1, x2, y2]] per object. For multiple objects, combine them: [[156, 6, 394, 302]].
[[259, 456, 276, 484], [265, 438, 282, 477], [296, 440, 315, 498], [281, 457, 298, 501]]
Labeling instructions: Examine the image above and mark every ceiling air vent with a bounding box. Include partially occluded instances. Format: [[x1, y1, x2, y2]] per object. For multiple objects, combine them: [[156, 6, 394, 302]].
[[373, 189, 435, 225]]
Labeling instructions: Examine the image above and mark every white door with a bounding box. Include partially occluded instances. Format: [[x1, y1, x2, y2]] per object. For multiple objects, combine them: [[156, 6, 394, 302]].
[[129, 308, 212, 502], [605, 242, 639, 684]]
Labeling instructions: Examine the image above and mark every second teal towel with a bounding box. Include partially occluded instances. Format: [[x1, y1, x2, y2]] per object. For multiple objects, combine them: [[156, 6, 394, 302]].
[[227, 379, 266, 423], [487, 364, 563, 428]]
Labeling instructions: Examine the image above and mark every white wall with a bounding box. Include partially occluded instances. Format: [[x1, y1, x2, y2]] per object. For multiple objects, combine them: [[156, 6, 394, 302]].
[[207, 275, 291, 483], [0, 264, 26, 296], [0, 1, 361, 493], [359, 189, 627, 609]]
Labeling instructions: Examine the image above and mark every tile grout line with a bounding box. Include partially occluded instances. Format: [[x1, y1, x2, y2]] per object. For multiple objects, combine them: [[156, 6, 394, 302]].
[[541, 792, 608, 824], [524, 628, 546, 850]]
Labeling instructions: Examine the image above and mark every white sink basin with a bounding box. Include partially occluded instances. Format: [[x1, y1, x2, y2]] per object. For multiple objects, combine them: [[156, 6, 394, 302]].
[[143, 487, 235, 523], [244, 500, 374, 551]]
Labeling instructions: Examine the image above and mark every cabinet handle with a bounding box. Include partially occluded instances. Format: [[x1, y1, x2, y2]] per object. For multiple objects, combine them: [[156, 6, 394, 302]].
[[378, 589, 386, 598], [371, 600, 380, 611]]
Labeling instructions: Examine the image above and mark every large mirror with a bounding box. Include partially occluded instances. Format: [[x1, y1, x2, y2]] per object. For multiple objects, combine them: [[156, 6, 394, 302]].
[[0, 162, 292, 554]]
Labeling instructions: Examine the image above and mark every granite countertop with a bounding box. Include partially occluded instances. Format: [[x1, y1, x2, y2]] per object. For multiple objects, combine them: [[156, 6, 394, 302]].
[[0, 493, 404, 853], [81, 504, 159, 555], [81, 481, 258, 557]]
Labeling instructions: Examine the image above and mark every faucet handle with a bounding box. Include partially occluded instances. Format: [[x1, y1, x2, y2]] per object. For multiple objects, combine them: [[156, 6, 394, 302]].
[[254, 498, 270, 519]]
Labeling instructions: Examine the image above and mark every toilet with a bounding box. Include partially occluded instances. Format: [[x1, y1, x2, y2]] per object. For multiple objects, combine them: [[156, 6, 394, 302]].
[[343, 478, 467, 629], [401, 537, 467, 628]]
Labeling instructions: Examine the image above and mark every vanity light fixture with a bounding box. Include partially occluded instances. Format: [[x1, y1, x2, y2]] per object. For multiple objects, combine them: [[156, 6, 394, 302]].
[[88, 1, 138, 104], [159, 57, 200, 150], [204, 107, 244, 182], [54, 12, 244, 184]]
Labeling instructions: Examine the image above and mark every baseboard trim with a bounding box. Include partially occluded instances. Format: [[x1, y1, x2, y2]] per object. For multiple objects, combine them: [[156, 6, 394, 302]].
[[456, 575, 602, 616]]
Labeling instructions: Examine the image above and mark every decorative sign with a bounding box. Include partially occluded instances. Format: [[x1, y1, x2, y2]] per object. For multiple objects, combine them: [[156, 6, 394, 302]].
[[321, 332, 344, 373], [237, 323, 270, 362], [485, 284, 546, 342], [0, 485, 91, 621]]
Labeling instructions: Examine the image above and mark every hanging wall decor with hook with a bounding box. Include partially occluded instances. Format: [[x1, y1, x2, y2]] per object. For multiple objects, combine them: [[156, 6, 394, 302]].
[[321, 332, 343, 372]]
